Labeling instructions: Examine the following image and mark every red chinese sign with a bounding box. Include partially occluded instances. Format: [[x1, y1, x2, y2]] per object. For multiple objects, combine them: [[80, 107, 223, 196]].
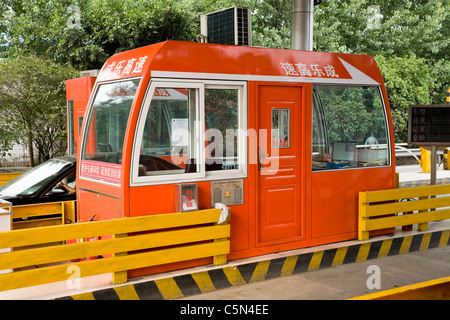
[[81, 160, 122, 184]]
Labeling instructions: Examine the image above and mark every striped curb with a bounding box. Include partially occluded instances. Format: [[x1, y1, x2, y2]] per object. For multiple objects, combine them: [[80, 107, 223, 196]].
[[57, 229, 450, 300], [399, 178, 450, 188]]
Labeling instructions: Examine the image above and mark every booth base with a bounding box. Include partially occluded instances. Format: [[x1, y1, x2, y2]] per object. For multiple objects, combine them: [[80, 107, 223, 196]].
[[52, 221, 449, 300]]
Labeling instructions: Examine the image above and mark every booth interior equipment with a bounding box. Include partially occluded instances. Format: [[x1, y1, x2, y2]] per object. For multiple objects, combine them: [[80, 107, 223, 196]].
[[72, 40, 396, 278]]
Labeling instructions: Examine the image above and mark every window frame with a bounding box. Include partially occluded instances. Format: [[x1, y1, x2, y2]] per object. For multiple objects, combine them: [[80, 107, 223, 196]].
[[271, 108, 291, 149], [130, 79, 247, 186], [79, 77, 142, 186], [204, 82, 247, 180], [311, 84, 392, 172]]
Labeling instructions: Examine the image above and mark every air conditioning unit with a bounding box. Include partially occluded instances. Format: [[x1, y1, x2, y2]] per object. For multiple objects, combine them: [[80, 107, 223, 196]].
[[200, 6, 252, 46], [80, 69, 100, 78]]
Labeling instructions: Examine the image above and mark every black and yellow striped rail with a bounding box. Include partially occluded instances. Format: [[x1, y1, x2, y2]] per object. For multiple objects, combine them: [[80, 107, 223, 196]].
[[58, 229, 450, 300]]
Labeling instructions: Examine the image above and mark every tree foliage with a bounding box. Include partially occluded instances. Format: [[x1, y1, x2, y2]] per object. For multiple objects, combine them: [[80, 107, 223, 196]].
[[375, 55, 433, 142], [246, 0, 291, 48], [0, 0, 239, 70], [0, 55, 78, 166]]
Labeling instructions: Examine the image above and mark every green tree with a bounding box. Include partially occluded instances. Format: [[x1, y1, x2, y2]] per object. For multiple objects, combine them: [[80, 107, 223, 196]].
[[314, 0, 449, 60], [0, 0, 240, 70], [0, 55, 78, 166], [375, 55, 433, 142], [247, 0, 291, 48]]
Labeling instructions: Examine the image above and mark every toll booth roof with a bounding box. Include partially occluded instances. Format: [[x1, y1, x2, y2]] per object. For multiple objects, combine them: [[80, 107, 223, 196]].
[[96, 40, 383, 86]]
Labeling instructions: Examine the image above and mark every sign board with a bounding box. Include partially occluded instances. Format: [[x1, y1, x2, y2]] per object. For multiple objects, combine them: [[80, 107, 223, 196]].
[[211, 179, 244, 206], [175, 183, 198, 212], [408, 104, 450, 146]]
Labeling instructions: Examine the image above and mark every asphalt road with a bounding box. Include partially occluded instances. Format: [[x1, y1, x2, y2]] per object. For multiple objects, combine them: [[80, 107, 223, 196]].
[[181, 245, 450, 300]]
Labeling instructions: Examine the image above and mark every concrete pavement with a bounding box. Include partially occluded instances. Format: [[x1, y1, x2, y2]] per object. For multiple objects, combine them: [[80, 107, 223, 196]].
[[182, 241, 450, 300], [397, 164, 450, 187]]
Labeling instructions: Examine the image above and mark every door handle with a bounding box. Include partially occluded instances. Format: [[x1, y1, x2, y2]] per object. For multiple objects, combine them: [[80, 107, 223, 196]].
[[258, 147, 269, 170]]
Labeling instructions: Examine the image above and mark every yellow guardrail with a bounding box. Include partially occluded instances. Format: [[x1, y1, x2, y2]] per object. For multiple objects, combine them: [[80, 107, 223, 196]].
[[359, 184, 450, 241], [0, 208, 230, 292], [12, 201, 76, 230], [0, 172, 23, 186], [420, 147, 431, 173], [350, 276, 450, 300]]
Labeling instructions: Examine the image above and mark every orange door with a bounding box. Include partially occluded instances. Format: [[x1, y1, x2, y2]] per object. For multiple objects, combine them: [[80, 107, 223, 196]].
[[258, 85, 304, 245]]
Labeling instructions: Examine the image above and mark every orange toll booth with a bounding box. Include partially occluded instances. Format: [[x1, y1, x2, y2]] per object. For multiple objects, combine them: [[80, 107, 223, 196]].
[[66, 75, 96, 155], [76, 41, 396, 277]]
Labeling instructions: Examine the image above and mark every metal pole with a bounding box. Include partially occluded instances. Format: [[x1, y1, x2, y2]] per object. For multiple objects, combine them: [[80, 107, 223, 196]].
[[291, 0, 314, 50]]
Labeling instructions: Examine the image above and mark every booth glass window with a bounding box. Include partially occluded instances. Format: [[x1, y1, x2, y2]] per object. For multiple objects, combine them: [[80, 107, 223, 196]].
[[205, 88, 240, 171], [138, 86, 201, 176], [82, 79, 140, 166], [271, 109, 290, 148], [132, 81, 246, 185], [312, 85, 390, 170]]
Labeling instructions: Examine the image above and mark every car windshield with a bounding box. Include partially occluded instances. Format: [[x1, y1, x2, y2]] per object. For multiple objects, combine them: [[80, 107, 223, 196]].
[[0, 159, 72, 197]]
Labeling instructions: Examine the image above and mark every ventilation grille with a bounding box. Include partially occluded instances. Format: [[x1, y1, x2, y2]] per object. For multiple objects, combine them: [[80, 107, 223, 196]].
[[80, 69, 100, 77]]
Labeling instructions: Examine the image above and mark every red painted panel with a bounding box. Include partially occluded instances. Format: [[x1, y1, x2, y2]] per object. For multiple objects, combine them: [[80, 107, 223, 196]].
[[257, 85, 304, 245], [311, 167, 396, 239]]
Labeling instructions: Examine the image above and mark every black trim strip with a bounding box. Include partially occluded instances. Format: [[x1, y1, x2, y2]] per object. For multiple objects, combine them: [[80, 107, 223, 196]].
[[78, 187, 120, 199]]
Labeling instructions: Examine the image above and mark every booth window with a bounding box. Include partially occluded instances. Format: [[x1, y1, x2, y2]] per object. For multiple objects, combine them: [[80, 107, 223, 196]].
[[271, 109, 290, 148], [205, 88, 240, 171], [137, 85, 201, 178], [133, 81, 246, 185], [312, 85, 390, 170], [81, 79, 140, 165]]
